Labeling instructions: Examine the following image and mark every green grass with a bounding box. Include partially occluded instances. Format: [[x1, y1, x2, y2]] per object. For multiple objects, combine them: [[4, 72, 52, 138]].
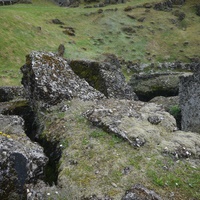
[[0, 0, 200, 86], [146, 158, 200, 199]]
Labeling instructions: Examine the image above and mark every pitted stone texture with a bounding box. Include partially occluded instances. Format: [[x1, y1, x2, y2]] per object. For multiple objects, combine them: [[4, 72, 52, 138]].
[[0, 86, 25, 102], [126, 62, 199, 74], [154, 0, 186, 11], [21, 51, 105, 107], [161, 131, 200, 160], [0, 114, 25, 135], [70, 59, 137, 100], [0, 114, 48, 199], [122, 184, 162, 200], [150, 96, 179, 112], [128, 72, 192, 101], [179, 65, 200, 133], [84, 99, 177, 147]]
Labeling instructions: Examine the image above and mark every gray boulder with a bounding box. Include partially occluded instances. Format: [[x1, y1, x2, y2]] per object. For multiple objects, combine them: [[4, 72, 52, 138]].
[[70, 59, 137, 100], [0, 114, 48, 199], [128, 72, 192, 101], [0, 86, 25, 102], [150, 96, 181, 128], [21, 51, 105, 108], [84, 98, 177, 147], [126, 62, 199, 74], [154, 0, 185, 11], [179, 65, 200, 133]]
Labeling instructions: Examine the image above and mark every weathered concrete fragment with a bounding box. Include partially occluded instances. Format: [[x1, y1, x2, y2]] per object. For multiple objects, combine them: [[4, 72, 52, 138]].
[[179, 66, 200, 133]]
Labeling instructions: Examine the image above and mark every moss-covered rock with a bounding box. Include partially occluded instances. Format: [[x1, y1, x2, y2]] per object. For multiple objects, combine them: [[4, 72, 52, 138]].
[[70, 59, 137, 100], [128, 72, 192, 101]]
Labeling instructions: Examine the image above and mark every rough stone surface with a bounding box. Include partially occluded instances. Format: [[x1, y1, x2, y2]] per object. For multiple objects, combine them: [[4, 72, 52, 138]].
[[21, 51, 105, 108], [196, 4, 200, 16], [84, 99, 177, 147], [57, 44, 65, 57], [150, 96, 179, 112], [52, 18, 64, 25], [53, 0, 79, 7], [0, 86, 25, 102], [128, 72, 192, 101], [70, 59, 137, 100], [122, 184, 163, 200], [154, 0, 185, 11], [172, 9, 185, 21], [104, 0, 126, 5], [125, 62, 199, 74], [0, 114, 48, 199], [161, 130, 200, 159], [179, 66, 200, 133], [0, 0, 32, 5]]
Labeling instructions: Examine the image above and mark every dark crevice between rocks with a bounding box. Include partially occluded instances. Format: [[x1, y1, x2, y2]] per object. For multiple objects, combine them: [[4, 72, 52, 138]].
[[169, 108, 181, 130], [70, 61, 109, 97], [135, 90, 178, 102], [35, 137, 62, 186], [2, 102, 61, 186]]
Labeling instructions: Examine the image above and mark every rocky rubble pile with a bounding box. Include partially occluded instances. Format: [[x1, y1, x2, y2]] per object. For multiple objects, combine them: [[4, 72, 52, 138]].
[[1, 51, 200, 199], [154, 0, 186, 11]]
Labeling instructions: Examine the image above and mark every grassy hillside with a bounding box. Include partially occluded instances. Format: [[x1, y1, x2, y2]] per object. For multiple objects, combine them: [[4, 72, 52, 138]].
[[0, 0, 200, 86]]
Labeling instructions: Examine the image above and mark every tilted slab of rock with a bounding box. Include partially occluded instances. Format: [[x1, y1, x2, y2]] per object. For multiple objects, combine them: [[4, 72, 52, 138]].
[[84, 98, 200, 159], [21, 51, 105, 107], [70, 59, 137, 100], [128, 72, 192, 101], [84, 99, 177, 147], [0, 114, 48, 199]]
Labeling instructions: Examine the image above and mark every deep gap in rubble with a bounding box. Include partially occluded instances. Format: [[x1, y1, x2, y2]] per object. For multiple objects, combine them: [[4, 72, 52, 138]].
[[3, 101, 61, 186]]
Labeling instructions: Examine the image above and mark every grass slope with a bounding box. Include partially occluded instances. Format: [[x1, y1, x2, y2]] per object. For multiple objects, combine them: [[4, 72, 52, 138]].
[[0, 0, 199, 86]]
